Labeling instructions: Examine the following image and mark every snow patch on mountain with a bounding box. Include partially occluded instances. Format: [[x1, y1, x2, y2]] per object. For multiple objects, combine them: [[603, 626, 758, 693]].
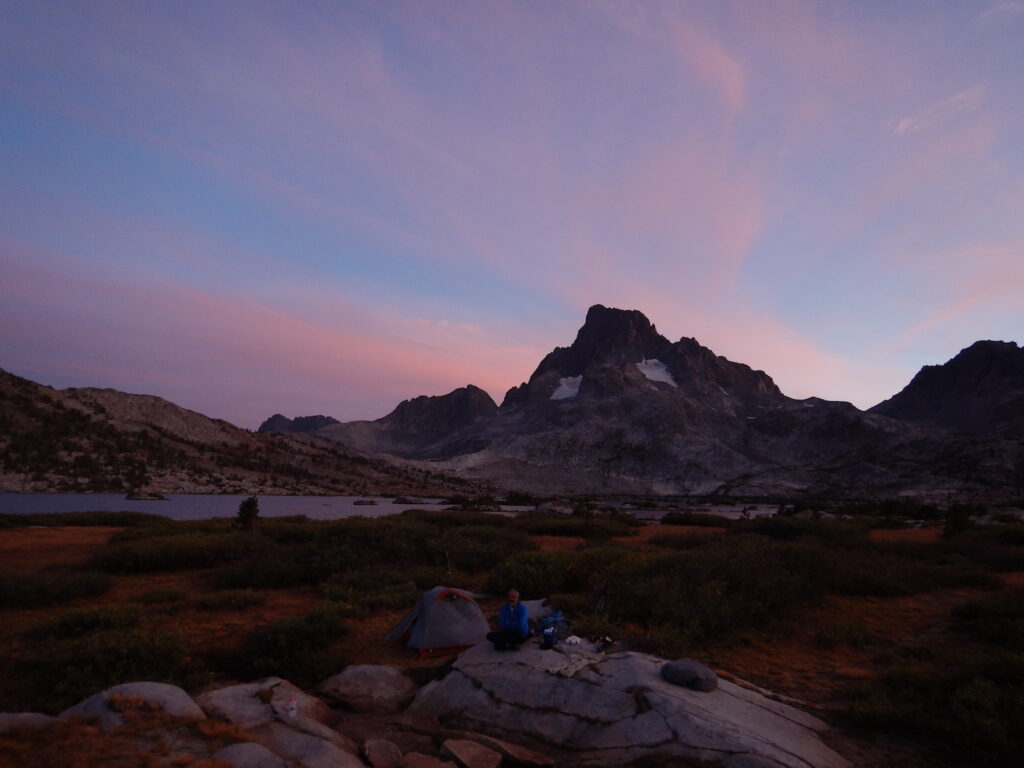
[[636, 359, 678, 388], [551, 376, 583, 400]]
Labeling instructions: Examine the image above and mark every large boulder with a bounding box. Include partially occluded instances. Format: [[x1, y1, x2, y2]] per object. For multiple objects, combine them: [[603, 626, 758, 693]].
[[661, 658, 718, 692], [409, 642, 850, 768], [198, 677, 358, 767], [250, 721, 364, 768], [0, 712, 58, 733], [59, 682, 205, 730], [196, 677, 335, 731], [317, 665, 417, 714]]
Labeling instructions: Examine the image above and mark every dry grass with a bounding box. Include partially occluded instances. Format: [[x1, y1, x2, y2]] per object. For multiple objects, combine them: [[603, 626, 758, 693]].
[[0, 710, 240, 768]]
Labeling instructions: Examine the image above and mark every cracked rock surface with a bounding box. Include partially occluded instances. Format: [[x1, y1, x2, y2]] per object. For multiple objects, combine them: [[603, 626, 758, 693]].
[[409, 642, 850, 768]]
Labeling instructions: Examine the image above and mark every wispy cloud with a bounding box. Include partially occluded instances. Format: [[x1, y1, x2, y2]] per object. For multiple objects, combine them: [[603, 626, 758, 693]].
[[980, 1, 1024, 21], [894, 87, 985, 136]]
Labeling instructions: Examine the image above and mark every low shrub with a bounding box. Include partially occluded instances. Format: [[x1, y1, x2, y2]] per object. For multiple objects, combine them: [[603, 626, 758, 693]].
[[137, 588, 188, 607], [512, 512, 640, 540], [733, 516, 867, 542], [849, 651, 1024, 766], [660, 511, 732, 528], [953, 589, 1024, 651], [92, 532, 257, 573], [815, 620, 874, 649], [0, 569, 113, 608], [824, 543, 1001, 596], [194, 590, 266, 612], [230, 603, 348, 687], [603, 537, 829, 645], [215, 543, 316, 589], [25, 606, 140, 641], [18, 629, 192, 713], [648, 532, 718, 550], [940, 527, 1024, 572], [485, 546, 639, 597]]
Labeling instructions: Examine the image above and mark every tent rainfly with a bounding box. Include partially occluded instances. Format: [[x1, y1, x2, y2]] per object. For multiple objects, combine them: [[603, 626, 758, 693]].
[[386, 586, 490, 657]]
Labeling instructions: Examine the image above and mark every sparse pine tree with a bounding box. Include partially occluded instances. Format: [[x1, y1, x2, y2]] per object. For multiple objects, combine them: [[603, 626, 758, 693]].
[[237, 495, 259, 531]]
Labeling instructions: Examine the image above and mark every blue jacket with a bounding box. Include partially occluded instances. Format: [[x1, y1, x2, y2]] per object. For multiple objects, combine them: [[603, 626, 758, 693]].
[[499, 602, 528, 636]]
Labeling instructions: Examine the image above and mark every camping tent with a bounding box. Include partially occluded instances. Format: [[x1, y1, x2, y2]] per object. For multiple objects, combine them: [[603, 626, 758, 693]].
[[386, 586, 490, 657]]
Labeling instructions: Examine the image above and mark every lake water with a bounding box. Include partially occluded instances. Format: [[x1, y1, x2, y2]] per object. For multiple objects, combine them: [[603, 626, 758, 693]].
[[0, 493, 463, 521], [0, 493, 774, 522]]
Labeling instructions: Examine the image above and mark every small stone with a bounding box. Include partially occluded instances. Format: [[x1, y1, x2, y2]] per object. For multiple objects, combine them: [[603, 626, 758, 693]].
[[403, 753, 455, 768], [661, 658, 718, 692], [366, 737, 405, 768], [441, 739, 502, 768], [442, 731, 553, 767]]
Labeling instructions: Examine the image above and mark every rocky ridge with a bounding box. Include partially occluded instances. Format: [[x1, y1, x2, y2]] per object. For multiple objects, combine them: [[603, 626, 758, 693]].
[[0, 368, 476, 496]]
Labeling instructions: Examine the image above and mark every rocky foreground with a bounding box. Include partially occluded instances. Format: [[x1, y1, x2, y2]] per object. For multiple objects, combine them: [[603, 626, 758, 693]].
[[0, 638, 849, 768]]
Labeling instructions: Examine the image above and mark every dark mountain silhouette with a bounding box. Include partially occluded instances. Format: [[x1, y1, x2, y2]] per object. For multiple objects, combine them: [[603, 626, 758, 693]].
[[258, 413, 340, 434], [318, 385, 497, 456], [870, 340, 1024, 438]]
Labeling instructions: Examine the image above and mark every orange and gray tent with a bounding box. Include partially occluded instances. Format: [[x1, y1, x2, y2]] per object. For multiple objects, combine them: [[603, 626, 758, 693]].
[[386, 586, 490, 657]]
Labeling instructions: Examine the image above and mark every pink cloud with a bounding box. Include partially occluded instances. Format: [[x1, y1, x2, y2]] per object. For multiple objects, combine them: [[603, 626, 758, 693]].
[[0, 238, 545, 426]]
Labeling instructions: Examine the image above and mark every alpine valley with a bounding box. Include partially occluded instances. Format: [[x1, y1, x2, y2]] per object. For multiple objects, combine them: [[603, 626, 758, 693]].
[[5, 305, 1024, 500]]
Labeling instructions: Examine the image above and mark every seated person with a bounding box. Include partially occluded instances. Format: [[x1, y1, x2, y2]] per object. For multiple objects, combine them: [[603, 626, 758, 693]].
[[487, 588, 529, 650]]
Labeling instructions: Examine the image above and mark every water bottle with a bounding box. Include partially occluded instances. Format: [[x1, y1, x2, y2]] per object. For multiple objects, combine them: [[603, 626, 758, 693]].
[[288, 697, 298, 717]]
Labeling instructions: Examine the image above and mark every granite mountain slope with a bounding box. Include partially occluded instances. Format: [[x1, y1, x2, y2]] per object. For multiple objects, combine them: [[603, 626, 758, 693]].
[[0, 368, 474, 496], [309, 306, 1024, 499]]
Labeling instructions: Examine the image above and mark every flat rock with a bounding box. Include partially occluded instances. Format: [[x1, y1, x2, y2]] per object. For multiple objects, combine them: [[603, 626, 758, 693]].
[[661, 658, 718, 692], [441, 739, 502, 768], [318, 664, 418, 714], [404, 753, 455, 768], [59, 682, 205, 730], [213, 742, 288, 768], [442, 730, 554, 767], [0, 712, 58, 733], [365, 737, 405, 768], [409, 642, 850, 768], [196, 677, 335, 731], [252, 721, 364, 768]]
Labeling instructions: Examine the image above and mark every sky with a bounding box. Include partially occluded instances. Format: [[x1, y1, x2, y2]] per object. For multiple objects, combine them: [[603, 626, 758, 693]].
[[2, 0, 1023, 429]]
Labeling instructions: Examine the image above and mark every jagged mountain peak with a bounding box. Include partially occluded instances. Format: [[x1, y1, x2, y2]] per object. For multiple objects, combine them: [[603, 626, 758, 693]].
[[502, 305, 782, 406], [530, 305, 673, 380]]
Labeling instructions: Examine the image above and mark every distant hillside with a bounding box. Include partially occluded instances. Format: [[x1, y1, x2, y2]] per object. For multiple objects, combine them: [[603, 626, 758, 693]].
[[870, 340, 1024, 438], [257, 414, 341, 434], [317, 385, 497, 456], [0, 368, 479, 496]]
